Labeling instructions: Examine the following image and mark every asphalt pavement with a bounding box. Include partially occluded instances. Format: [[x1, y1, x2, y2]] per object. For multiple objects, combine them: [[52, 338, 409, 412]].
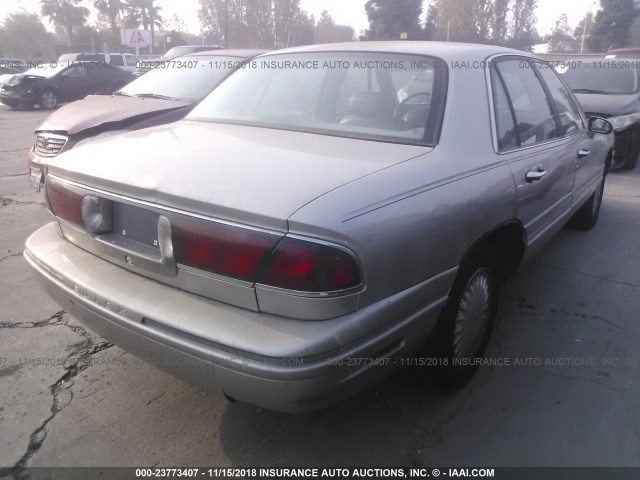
[[1, 106, 639, 475]]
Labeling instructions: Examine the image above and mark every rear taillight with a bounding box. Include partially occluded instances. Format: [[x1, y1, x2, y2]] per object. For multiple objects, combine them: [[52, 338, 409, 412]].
[[44, 179, 363, 295], [257, 237, 361, 292], [45, 178, 83, 227], [172, 217, 281, 282]]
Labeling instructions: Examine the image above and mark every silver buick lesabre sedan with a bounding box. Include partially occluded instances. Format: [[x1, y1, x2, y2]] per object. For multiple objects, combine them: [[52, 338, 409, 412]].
[[25, 42, 614, 412]]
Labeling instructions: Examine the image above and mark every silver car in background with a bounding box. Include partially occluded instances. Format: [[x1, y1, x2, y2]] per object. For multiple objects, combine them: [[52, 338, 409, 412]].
[[25, 42, 613, 412]]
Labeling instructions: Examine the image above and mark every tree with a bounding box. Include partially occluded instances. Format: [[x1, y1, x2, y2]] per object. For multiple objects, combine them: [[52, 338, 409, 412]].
[[93, 0, 123, 49], [40, 0, 90, 46], [93, 0, 122, 34], [245, 0, 275, 48], [588, 0, 639, 52], [473, 0, 493, 41], [123, 0, 163, 53], [123, 0, 163, 30], [288, 9, 314, 46], [548, 13, 575, 52], [433, 0, 475, 42], [424, 3, 437, 40], [490, 0, 509, 43], [628, 15, 640, 46], [0, 11, 57, 60], [509, 0, 537, 48], [273, 0, 314, 47], [198, 0, 314, 48], [165, 13, 187, 33], [573, 12, 594, 53], [314, 10, 354, 44], [365, 0, 423, 40]]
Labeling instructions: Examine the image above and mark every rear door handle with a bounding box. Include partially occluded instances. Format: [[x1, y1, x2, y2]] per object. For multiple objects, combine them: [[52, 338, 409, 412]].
[[578, 149, 590, 159], [525, 168, 547, 183]]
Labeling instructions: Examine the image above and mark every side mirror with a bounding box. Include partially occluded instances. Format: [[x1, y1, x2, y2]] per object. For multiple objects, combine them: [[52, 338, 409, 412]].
[[588, 116, 613, 134]]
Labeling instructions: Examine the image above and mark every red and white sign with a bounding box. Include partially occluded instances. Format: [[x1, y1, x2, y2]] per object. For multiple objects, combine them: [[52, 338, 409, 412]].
[[121, 29, 152, 47]]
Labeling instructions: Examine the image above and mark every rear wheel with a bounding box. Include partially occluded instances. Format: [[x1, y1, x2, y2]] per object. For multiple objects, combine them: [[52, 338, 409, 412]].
[[418, 250, 499, 388], [569, 176, 605, 230], [622, 147, 639, 170], [39, 90, 58, 109]]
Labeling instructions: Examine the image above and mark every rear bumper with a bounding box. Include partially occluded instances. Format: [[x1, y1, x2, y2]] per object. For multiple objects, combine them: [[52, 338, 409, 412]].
[[25, 222, 451, 412]]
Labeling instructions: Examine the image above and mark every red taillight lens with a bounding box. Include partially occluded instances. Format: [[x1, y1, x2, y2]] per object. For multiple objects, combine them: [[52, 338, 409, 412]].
[[45, 178, 83, 227], [257, 238, 361, 292], [172, 217, 281, 282]]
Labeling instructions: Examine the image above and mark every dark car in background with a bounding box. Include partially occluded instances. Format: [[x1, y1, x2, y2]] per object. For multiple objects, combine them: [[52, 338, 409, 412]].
[[0, 61, 134, 110], [559, 60, 640, 170], [0, 66, 24, 75], [605, 48, 640, 59], [0, 58, 29, 88], [27, 50, 268, 190], [0, 58, 28, 73]]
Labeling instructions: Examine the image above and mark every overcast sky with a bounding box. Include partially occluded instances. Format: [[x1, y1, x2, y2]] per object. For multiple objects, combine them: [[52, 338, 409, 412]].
[[2, 0, 600, 37]]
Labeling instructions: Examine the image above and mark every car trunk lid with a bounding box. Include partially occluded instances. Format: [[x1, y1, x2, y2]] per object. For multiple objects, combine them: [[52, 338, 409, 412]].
[[49, 120, 432, 231]]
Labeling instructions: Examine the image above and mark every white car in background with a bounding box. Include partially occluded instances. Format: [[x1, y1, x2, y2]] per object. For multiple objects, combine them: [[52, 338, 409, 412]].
[[57, 53, 140, 73]]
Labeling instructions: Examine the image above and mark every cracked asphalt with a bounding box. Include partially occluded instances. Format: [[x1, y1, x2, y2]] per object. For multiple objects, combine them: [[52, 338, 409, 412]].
[[0, 105, 639, 476]]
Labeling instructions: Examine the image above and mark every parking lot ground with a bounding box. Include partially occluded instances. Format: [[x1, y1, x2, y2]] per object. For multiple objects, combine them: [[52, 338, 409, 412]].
[[0, 105, 639, 474]]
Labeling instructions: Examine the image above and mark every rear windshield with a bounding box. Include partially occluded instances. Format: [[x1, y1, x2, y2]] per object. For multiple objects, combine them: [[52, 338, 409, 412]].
[[187, 52, 447, 146], [23, 62, 69, 78], [560, 62, 640, 95]]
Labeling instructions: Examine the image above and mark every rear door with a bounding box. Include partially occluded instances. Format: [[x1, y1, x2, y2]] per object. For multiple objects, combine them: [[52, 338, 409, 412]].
[[535, 63, 605, 207], [125, 55, 139, 73], [490, 57, 577, 247], [58, 64, 91, 101]]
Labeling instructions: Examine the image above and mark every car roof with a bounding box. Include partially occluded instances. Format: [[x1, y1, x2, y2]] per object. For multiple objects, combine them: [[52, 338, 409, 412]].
[[259, 41, 533, 63], [608, 47, 640, 53], [168, 45, 223, 50], [185, 49, 270, 58]]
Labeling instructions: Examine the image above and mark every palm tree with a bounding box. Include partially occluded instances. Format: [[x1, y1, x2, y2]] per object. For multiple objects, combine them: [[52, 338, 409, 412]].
[[93, 0, 122, 34], [93, 0, 123, 49], [123, 0, 163, 53], [40, 0, 90, 46]]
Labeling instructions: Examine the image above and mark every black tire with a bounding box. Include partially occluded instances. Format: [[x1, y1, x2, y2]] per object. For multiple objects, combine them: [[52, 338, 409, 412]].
[[39, 89, 58, 109], [622, 147, 639, 170], [568, 176, 605, 230], [417, 247, 500, 388]]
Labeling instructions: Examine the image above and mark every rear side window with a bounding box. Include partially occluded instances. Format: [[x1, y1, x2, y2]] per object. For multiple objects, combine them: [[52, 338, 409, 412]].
[[491, 69, 518, 151], [109, 55, 124, 66], [534, 63, 584, 135], [78, 54, 105, 62], [63, 64, 87, 77], [494, 59, 557, 147]]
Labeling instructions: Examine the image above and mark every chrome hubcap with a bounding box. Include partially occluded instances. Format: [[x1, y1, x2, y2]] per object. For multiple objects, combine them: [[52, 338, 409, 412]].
[[42, 92, 56, 108], [453, 268, 492, 359]]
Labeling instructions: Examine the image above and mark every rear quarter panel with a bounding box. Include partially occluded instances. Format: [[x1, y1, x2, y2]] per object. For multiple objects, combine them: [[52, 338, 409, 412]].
[[289, 60, 517, 309]]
